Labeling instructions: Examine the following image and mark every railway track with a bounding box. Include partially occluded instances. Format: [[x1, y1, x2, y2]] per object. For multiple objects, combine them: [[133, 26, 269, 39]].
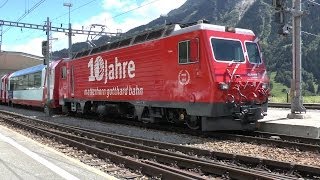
[[1, 110, 320, 179], [269, 102, 320, 109], [207, 131, 320, 153], [2, 105, 319, 153]]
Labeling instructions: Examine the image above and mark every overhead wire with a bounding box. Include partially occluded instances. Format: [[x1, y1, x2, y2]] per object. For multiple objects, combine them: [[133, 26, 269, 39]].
[[0, 0, 8, 8], [3, 0, 46, 34], [302, 31, 320, 38], [14, 0, 99, 42], [52, 0, 98, 21], [306, 0, 320, 6], [15, 0, 162, 42], [111, 0, 161, 19]]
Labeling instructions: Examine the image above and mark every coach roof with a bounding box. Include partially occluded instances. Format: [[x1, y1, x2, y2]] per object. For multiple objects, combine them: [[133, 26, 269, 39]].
[[11, 64, 45, 78]]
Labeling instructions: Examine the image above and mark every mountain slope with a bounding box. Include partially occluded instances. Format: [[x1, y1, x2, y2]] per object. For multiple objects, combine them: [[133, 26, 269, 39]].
[[53, 0, 320, 94]]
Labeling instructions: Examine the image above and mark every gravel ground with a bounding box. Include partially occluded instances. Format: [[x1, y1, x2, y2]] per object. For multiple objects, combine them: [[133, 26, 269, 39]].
[[1, 105, 320, 167]]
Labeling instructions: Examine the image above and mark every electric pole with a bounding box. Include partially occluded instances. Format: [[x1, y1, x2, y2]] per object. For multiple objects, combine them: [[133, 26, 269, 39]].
[[63, 2, 73, 59], [289, 0, 306, 117], [272, 0, 307, 118], [0, 25, 3, 52], [45, 17, 51, 116]]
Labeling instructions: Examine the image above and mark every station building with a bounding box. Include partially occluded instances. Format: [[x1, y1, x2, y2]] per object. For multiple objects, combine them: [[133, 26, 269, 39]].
[[0, 51, 43, 77]]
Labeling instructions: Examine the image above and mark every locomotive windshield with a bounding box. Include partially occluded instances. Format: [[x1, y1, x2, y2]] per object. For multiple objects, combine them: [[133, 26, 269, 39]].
[[245, 42, 262, 64], [211, 38, 245, 62]]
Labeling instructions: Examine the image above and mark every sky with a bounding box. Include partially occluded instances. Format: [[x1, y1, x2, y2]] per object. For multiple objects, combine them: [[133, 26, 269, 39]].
[[0, 0, 187, 57]]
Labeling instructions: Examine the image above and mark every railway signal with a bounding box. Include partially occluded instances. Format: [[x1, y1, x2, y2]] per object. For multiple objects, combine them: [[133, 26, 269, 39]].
[[272, 0, 290, 36], [272, 0, 287, 11], [42, 40, 48, 64]]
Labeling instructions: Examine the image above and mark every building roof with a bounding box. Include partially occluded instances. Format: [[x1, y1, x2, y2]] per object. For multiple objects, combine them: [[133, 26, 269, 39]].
[[0, 51, 43, 76]]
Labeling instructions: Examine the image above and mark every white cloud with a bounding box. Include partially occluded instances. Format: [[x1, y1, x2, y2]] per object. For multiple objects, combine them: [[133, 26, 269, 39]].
[[3, 38, 44, 57], [5, 0, 187, 56], [102, 0, 137, 12]]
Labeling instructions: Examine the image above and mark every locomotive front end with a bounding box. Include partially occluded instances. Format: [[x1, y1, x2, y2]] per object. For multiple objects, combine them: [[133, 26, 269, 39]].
[[204, 27, 270, 131]]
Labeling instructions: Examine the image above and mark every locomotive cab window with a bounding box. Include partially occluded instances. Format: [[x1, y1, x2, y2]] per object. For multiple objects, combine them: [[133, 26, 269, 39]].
[[245, 42, 262, 64], [178, 39, 199, 64], [211, 38, 244, 62]]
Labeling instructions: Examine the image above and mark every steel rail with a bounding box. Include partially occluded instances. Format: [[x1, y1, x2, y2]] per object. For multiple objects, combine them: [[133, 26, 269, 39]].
[[207, 132, 320, 153], [238, 131, 320, 146], [269, 103, 320, 109]]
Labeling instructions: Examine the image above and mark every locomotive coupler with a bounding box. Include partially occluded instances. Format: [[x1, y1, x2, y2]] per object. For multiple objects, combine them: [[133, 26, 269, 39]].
[[232, 105, 263, 123]]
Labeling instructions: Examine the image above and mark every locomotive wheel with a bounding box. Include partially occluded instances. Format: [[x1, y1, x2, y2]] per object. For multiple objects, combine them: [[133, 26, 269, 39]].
[[186, 116, 201, 130], [165, 109, 179, 124]]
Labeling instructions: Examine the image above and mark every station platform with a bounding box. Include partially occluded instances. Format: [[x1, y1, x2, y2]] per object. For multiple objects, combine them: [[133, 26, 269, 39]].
[[258, 108, 320, 139], [0, 125, 117, 180]]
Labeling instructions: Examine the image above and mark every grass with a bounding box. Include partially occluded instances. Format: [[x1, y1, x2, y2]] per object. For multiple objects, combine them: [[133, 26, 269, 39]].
[[269, 72, 320, 103]]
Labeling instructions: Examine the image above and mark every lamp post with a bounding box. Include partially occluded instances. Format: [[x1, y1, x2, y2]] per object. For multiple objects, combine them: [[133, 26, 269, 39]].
[[63, 2, 72, 59]]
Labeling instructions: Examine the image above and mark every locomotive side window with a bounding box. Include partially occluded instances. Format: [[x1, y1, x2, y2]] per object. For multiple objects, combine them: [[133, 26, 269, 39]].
[[179, 41, 190, 64], [179, 39, 199, 64], [245, 42, 262, 64], [211, 38, 244, 62], [61, 66, 67, 79]]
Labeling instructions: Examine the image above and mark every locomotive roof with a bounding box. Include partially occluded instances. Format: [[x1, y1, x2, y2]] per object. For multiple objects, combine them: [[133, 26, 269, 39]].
[[171, 23, 255, 36], [11, 64, 45, 78], [72, 21, 255, 60]]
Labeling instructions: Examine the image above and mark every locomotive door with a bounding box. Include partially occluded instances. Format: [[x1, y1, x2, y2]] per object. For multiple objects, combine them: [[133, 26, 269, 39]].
[[59, 65, 68, 103], [177, 38, 200, 102], [70, 65, 74, 97], [178, 38, 200, 80], [177, 38, 202, 129]]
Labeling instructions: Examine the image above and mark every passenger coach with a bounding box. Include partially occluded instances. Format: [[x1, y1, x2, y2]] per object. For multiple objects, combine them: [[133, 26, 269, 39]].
[[7, 60, 62, 110]]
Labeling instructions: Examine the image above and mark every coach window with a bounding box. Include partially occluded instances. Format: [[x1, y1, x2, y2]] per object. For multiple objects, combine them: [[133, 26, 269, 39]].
[[61, 66, 67, 79], [34, 72, 41, 88], [28, 74, 35, 88], [10, 77, 17, 90]]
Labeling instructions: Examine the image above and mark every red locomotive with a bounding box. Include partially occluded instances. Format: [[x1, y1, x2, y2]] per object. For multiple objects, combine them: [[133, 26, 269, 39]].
[[2, 21, 270, 131]]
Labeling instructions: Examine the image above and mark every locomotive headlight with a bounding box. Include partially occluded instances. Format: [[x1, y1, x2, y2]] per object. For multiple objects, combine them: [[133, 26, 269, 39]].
[[219, 82, 229, 90], [262, 83, 268, 90]]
